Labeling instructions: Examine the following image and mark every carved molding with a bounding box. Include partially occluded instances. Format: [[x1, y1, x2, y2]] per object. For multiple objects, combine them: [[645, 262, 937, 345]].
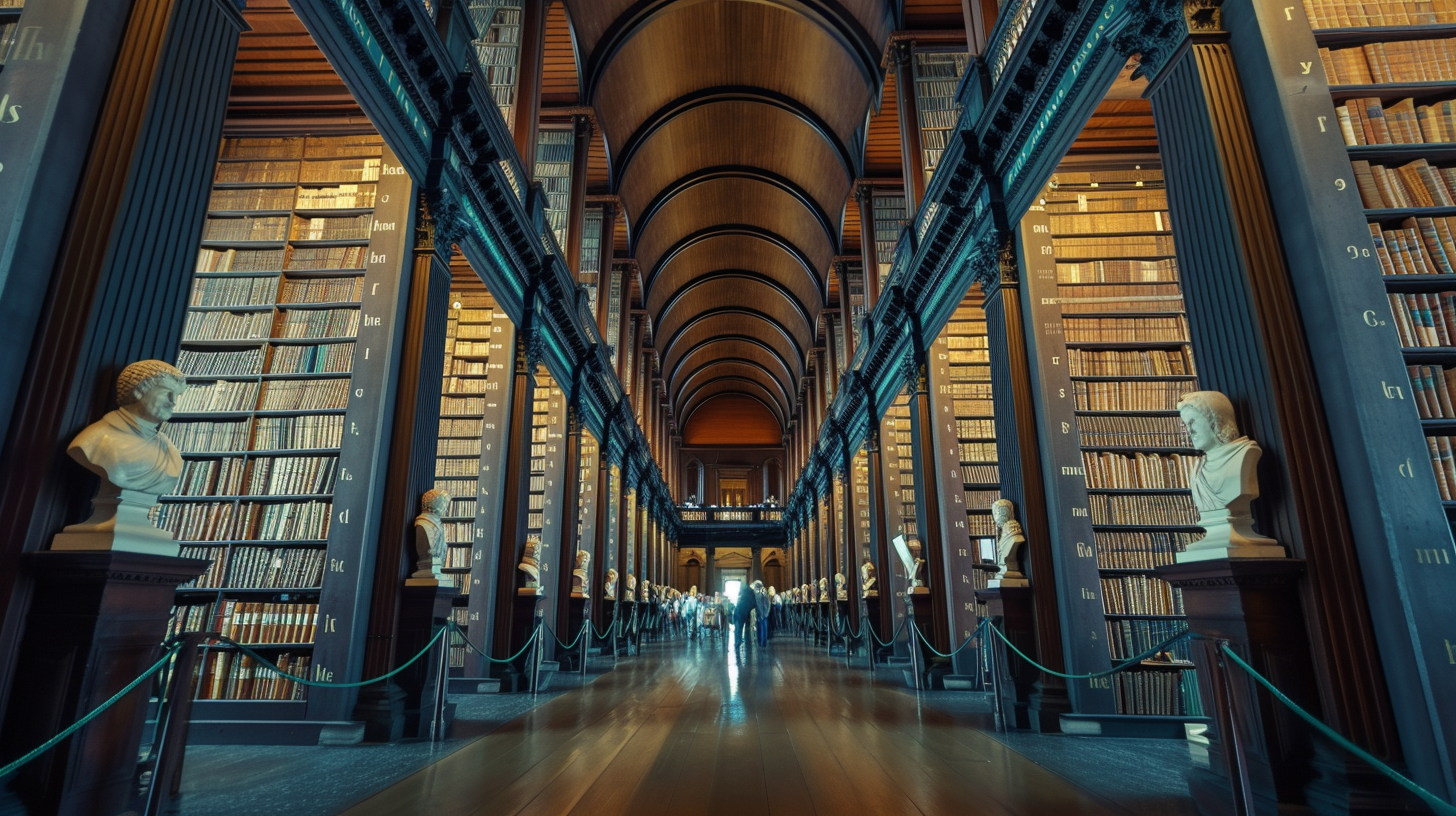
[[1115, 0, 1225, 81]]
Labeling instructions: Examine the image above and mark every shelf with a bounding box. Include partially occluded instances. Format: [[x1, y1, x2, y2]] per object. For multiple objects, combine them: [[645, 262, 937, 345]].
[[1383, 274, 1456, 292], [1348, 143, 1456, 164], [1052, 279, 1182, 287], [1103, 612, 1186, 619], [170, 447, 343, 458], [1078, 445, 1199, 454], [1421, 417, 1456, 432], [1313, 23, 1456, 47], [1064, 341, 1190, 350], [1329, 82, 1456, 98], [288, 238, 370, 248], [175, 539, 330, 547], [212, 181, 298, 190], [282, 267, 368, 278], [163, 493, 335, 502], [1061, 311, 1188, 318], [1086, 488, 1191, 495], [1091, 524, 1204, 532], [175, 586, 322, 594], [1366, 205, 1456, 221], [205, 642, 317, 650], [1051, 230, 1172, 239], [1401, 346, 1456, 363], [1072, 375, 1197, 381], [200, 240, 287, 250], [1054, 254, 1178, 263], [1075, 410, 1182, 417]]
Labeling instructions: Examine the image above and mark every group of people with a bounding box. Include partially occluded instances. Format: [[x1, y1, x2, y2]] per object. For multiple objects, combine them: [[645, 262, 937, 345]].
[[652, 582, 786, 649]]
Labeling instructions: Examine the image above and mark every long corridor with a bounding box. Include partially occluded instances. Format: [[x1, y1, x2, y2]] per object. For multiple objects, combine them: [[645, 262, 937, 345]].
[[339, 639, 1189, 816]]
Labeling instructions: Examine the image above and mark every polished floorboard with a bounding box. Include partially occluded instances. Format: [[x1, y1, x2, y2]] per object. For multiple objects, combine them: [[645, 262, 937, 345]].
[[340, 636, 1181, 816]]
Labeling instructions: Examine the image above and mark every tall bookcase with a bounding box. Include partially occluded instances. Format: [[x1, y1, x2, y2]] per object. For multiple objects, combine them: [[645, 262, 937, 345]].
[[878, 394, 916, 635], [434, 279, 514, 670], [1042, 165, 1204, 717], [912, 49, 971, 182], [468, 0, 523, 133], [528, 368, 569, 632], [872, 194, 908, 292], [579, 208, 603, 316], [934, 296, 999, 672], [1305, 4, 1456, 525], [534, 128, 574, 250], [162, 134, 412, 733], [0, 0, 22, 68]]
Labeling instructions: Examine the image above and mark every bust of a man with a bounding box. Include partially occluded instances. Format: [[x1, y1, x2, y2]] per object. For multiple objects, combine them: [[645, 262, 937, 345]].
[[54, 360, 188, 556], [627, 573, 638, 601], [1177, 391, 1283, 562], [605, 568, 619, 599], [409, 488, 451, 583], [860, 558, 878, 598], [571, 549, 591, 597], [991, 499, 1029, 587], [518, 536, 542, 590], [833, 572, 848, 601], [815, 576, 827, 602]]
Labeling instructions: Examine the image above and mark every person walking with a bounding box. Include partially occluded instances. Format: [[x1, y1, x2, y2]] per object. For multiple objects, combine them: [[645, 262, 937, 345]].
[[734, 582, 756, 651], [753, 581, 770, 646]]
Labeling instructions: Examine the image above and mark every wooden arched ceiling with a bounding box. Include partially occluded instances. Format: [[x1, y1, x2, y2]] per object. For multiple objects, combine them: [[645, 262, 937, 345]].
[[562, 0, 891, 429]]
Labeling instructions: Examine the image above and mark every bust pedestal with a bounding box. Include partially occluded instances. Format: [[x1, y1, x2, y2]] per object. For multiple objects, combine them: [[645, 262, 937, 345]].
[[399, 583, 458, 739], [0, 551, 207, 816], [975, 584, 1036, 730], [561, 592, 589, 672], [904, 587, 933, 688], [50, 487, 179, 557]]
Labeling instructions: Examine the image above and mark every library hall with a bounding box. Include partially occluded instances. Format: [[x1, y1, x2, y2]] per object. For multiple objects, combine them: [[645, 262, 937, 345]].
[[2, 0, 1456, 814]]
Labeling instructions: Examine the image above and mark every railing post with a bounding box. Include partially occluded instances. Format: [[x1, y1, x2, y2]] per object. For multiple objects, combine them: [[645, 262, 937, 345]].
[[141, 633, 203, 816]]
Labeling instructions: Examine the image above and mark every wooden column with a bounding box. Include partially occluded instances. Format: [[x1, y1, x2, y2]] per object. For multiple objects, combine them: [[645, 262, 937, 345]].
[[865, 418, 895, 644], [359, 196, 454, 678], [856, 186, 883, 310], [0, 0, 245, 718], [906, 351, 951, 654], [590, 428, 613, 639], [981, 243, 1072, 730], [512, 0, 547, 179], [489, 317, 539, 670], [594, 204, 618, 337], [552, 399, 585, 657], [892, 40, 927, 213], [564, 115, 592, 279]]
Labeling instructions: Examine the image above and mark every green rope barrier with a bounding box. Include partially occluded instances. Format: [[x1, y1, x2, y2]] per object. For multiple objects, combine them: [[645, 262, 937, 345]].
[[548, 621, 589, 651], [986, 621, 1191, 680], [209, 625, 449, 688], [1219, 644, 1456, 816], [911, 619, 989, 659], [0, 642, 183, 779], [449, 621, 542, 664], [590, 618, 615, 640], [863, 619, 909, 649]]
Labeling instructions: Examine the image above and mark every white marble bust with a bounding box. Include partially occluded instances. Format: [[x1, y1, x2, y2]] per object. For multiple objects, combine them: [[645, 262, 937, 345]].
[[860, 558, 878, 598], [605, 568, 619, 600], [519, 536, 542, 590], [54, 360, 188, 557], [817, 576, 829, 602], [627, 573, 637, 601], [571, 549, 591, 597], [834, 572, 848, 601], [990, 499, 1029, 587], [1177, 391, 1283, 562], [408, 488, 450, 583]]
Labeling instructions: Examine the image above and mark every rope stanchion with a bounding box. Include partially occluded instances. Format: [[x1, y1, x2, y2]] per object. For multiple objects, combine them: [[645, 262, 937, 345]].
[[0, 642, 184, 780], [911, 618, 989, 659], [985, 621, 1191, 680], [548, 621, 590, 652], [1219, 644, 1456, 816], [206, 625, 450, 687], [447, 620, 542, 665], [863, 618, 908, 649]]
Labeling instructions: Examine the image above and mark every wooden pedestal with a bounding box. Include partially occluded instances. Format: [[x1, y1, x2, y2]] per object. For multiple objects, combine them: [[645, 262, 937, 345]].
[[399, 583, 457, 739], [862, 597, 886, 660], [0, 550, 207, 816], [976, 586, 1036, 730], [561, 595, 588, 670], [906, 589, 933, 687]]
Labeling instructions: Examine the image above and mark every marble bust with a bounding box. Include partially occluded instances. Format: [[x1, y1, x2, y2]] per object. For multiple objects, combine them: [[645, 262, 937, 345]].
[[408, 488, 451, 584], [571, 549, 590, 597], [53, 360, 188, 557], [518, 536, 542, 591], [860, 558, 878, 598], [627, 573, 637, 601], [892, 535, 927, 591], [834, 572, 848, 601], [817, 576, 829, 602], [990, 499, 1029, 587], [605, 568, 619, 600], [1176, 391, 1284, 562]]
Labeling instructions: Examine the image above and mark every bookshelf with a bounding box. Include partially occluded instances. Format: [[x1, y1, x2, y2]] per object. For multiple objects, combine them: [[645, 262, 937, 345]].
[[605, 264, 625, 370], [162, 134, 412, 730], [579, 209, 603, 316], [528, 368, 568, 633], [1042, 166, 1204, 717], [1305, 6, 1456, 513], [843, 262, 866, 349], [872, 194, 908, 292], [912, 49, 971, 183], [534, 129, 574, 251], [468, 0, 523, 133], [878, 394, 916, 635], [0, 0, 21, 69], [934, 296, 999, 672]]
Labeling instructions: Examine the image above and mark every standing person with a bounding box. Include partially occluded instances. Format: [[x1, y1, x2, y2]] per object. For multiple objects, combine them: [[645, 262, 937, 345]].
[[753, 581, 770, 646], [683, 592, 699, 640], [734, 582, 756, 650]]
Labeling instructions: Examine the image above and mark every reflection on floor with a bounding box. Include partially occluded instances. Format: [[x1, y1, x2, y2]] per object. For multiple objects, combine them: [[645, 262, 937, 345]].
[[261, 636, 1199, 816]]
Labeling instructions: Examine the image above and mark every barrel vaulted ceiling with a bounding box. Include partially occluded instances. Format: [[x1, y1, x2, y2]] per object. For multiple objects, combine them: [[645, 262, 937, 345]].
[[561, 0, 894, 436]]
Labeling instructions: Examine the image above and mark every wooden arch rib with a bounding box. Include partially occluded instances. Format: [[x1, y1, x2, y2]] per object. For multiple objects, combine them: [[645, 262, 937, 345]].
[[656, 290, 813, 371], [633, 176, 835, 286], [675, 361, 792, 420], [660, 312, 805, 386], [644, 225, 823, 304], [670, 340, 796, 407], [650, 271, 814, 347], [667, 334, 800, 399], [679, 377, 789, 431]]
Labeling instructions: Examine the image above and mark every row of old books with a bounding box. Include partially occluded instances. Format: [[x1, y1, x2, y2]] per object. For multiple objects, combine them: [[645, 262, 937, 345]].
[[1057, 259, 1180, 284], [444, 548, 472, 570], [945, 334, 988, 350], [190, 276, 280, 307], [256, 379, 350, 411], [1067, 348, 1197, 377], [268, 343, 356, 375], [1089, 493, 1200, 527], [176, 381, 259, 413], [1106, 617, 1191, 660], [214, 161, 300, 185], [182, 310, 272, 342], [1368, 218, 1456, 276], [164, 419, 251, 452], [946, 379, 993, 398], [1050, 211, 1170, 235], [447, 377, 493, 394], [964, 490, 1000, 511], [180, 544, 327, 590], [292, 214, 371, 242], [1339, 97, 1456, 146], [279, 277, 365, 304], [201, 601, 320, 644], [946, 349, 990, 364], [212, 159, 380, 187], [439, 417, 484, 436], [1082, 451, 1199, 490], [195, 248, 285, 273], [955, 418, 996, 439], [1060, 294, 1186, 316], [968, 514, 999, 536], [294, 184, 377, 209], [1302, 0, 1456, 27], [1409, 364, 1456, 416], [1063, 316, 1190, 344], [273, 308, 360, 339], [204, 216, 289, 243], [437, 438, 482, 456], [1425, 435, 1456, 498], [1387, 292, 1456, 346], [178, 348, 265, 377], [1319, 40, 1456, 85], [208, 187, 296, 212], [962, 464, 1000, 484], [288, 246, 368, 269], [1100, 574, 1185, 616], [218, 135, 379, 160], [1352, 158, 1456, 208], [958, 441, 998, 462], [1113, 668, 1194, 716], [436, 458, 478, 478], [252, 415, 345, 450], [449, 360, 489, 376], [1074, 379, 1190, 412], [172, 455, 339, 498], [1096, 531, 1201, 570], [952, 398, 994, 416], [195, 651, 311, 701], [444, 497, 477, 518], [1053, 235, 1177, 260], [1077, 414, 1193, 448], [158, 500, 332, 543]]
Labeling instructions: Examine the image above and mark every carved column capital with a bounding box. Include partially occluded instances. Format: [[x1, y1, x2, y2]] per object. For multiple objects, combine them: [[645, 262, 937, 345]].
[[1115, 0, 1225, 82]]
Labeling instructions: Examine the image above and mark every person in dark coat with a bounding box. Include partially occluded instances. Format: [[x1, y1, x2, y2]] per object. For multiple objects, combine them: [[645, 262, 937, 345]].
[[734, 582, 756, 650]]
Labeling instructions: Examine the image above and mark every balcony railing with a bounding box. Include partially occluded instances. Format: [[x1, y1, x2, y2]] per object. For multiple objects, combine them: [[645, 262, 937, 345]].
[[678, 506, 784, 523]]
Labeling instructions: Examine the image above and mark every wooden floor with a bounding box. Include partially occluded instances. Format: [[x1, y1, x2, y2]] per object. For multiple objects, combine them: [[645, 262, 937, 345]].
[[342, 637, 1136, 816]]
